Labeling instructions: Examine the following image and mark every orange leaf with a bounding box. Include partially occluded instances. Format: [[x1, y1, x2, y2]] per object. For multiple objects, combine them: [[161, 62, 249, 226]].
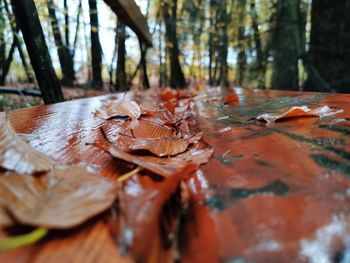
[[223, 93, 239, 104], [165, 100, 177, 114], [256, 106, 343, 124], [117, 164, 198, 262], [160, 89, 177, 102], [0, 165, 118, 229], [141, 110, 154, 117]]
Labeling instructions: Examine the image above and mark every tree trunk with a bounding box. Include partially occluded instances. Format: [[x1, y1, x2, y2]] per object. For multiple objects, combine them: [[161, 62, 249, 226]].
[[17, 41, 34, 84], [139, 41, 150, 89], [0, 0, 6, 74], [208, 0, 214, 86], [109, 28, 118, 87], [271, 0, 302, 91], [3, 0, 34, 83], [10, 0, 64, 103], [158, 22, 165, 87], [88, 0, 103, 88], [0, 39, 15, 85], [64, 0, 69, 47], [162, 0, 186, 88], [250, 0, 265, 88], [304, 0, 350, 93], [47, 0, 74, 85], [236, 0, 247, 87], [72, 0, 82, 59], [217, 0, 229, 87], [82, 6, 92, 81], [213, 53, 220, 86], [115, 20, 127, 91]]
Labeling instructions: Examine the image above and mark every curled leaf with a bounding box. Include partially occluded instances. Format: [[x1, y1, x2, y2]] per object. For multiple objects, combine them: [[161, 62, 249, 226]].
[[103, 118, 202, 157], [98, 140, 213, 177], [256, 106, 343, 124], [94, 98, 141, 122], [128, 133, 203, 157], [0, 165, 118, 229], [101, 119, 177, 152], [0, 118, 52, 174], [117, 164, 198, 262]]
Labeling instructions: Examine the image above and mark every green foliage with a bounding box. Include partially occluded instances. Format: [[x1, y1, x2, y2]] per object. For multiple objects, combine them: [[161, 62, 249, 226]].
[[0, 93, 42, 111]]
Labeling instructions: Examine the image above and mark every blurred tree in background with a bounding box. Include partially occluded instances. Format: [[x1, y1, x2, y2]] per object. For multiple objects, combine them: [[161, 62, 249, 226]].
[[0, 0, 349, 99]]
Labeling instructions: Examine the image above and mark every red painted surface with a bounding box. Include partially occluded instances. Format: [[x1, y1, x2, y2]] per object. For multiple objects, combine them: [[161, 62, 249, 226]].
[[1, 88, 350, 262]]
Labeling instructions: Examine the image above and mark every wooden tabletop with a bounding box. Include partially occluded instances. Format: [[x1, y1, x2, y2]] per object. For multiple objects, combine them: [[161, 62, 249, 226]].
[[1, 88, 350, 263]]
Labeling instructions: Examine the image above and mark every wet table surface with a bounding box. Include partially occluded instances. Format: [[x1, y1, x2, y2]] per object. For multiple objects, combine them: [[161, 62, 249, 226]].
[[0, 88, 350, 263]]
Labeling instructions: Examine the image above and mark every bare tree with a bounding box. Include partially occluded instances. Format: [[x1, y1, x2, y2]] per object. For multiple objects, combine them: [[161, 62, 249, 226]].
[[271, 0, 303, 90], [115, 19, 127, 91], [304, 0, 350, 93], [47, 0, 75, 85], [10, 0, 64, 103], [88, 0, 103, 88], [162, 0, 186, 88]]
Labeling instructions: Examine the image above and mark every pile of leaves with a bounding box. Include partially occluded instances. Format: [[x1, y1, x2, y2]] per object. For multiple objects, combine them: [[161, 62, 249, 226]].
[[0, 87, 213, 257], [0, 117, 119, 230], [0, 86, 343, 259]]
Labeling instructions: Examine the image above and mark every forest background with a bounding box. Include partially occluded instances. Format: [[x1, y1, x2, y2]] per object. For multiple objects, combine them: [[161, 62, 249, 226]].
[[0, 0, 349, 110]]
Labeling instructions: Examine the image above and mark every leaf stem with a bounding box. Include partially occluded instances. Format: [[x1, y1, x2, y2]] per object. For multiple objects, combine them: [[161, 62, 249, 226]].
[[0, 228, 48, 250], [117, 167, 140, 183]]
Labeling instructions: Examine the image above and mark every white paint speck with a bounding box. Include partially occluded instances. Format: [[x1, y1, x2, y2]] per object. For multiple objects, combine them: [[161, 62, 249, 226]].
[[300, 215, 350, 263]]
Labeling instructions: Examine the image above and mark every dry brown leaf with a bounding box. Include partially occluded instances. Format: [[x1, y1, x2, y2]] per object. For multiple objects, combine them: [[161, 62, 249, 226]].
[[0, 206, 12, 226], [97, 140, 213, 177], [130, 119, 176, 139], [0, 118, 52, 174], [94, 98, 141, 121], [102, 119, 200, 156], [256, 106, 343, 124], [128, 133, 202, 157], [117, 164, 198, 263], [0, 165, 118, 229]]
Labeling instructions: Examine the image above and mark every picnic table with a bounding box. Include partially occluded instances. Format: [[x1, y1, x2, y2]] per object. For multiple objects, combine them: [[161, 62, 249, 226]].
[[0, 88, 350, 263]]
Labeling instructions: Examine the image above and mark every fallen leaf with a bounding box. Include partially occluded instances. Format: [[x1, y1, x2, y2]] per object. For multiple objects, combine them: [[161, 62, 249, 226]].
[[0, 165, 118, 229], [96, 140, 213, 177], [94, 98, 141, 122], [0, 207, 12, 227], [223, 92, 239, 104], [164, 100, 177, 114], [117, 164, 198, 263], [128, 133, 202, 157], [256, 106, 343, 124], [141, 110, 154, 117], [101, 119, 176, 149], [102, 116, 201, 157], [0, 118, 52, 174], [160, 89, 177, 102], [130, 120, 176, 139]]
